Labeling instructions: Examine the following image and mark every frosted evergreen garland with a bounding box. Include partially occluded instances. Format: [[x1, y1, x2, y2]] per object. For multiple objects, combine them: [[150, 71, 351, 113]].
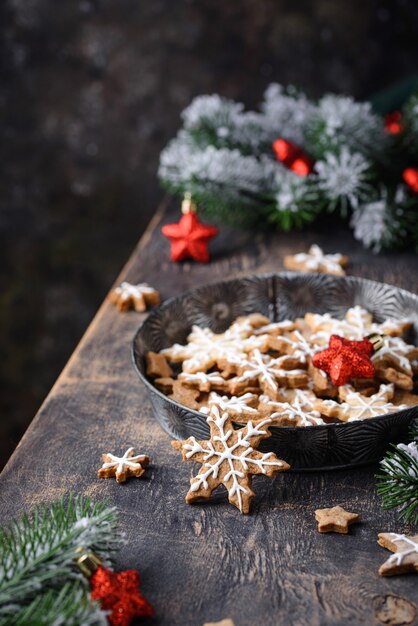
[[159, 84, 418, 251], [377, 420, 418, 524], [0, 495, 123, 626]]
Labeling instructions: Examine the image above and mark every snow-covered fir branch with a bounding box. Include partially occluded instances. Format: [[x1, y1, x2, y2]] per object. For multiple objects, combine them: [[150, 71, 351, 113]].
[[377, 424, 418, 524], [0, 495, 123, 618], [158, 83, 418, 250], [261, 83, 316, 145]]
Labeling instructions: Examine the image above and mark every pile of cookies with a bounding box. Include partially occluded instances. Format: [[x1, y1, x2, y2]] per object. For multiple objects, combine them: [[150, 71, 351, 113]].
[[145, 306, 418, 426]]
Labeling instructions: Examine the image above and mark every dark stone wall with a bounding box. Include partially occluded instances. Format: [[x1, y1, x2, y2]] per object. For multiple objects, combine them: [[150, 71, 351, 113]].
[[1, 0, 418, 467]]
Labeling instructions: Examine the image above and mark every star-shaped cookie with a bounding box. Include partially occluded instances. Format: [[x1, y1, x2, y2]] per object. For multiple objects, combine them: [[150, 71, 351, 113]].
[[172, 406, 290, 514], [378, 533, 418, 576], [98, 447, 150, 483], [315, 505, 360, 533]]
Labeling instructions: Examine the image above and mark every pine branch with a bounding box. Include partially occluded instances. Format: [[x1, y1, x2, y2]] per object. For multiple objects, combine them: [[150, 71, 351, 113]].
[[0, 495, 123, 615], [0, 583, 107, 626], [376, 421, 418, 524]]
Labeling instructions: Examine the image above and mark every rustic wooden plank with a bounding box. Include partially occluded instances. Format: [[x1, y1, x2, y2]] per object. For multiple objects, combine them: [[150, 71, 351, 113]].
[[1, 199, 417, 626]]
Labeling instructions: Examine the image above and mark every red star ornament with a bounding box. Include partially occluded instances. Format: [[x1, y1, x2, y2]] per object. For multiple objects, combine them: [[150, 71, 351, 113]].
[[312, 334, 375, 386], [161, 211, 218, 263], [90, 565, 154, 626]]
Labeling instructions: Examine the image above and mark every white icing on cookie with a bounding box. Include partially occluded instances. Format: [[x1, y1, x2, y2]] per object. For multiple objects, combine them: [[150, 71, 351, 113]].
[[277, 330, 322, 363], [234, 350, 306, 392], [254, 320, 294, 335], [178, 371, 225, 386], [386, 534, 418, 566], [114, 282, 157, 301], [292, 244, 345, 274], [183, 407, 284, 513], [339, 384, 407, 421], [371, 336, 416, 374], [162, 324, 266, 373], [101, 447, 148, 474], [268, 390, 325, 427], [199, 392, 259, 415]]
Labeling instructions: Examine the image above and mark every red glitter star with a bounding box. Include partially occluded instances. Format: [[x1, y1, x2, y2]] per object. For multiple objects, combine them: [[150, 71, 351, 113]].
[[90, 565, 153, 626], [161, 212, 218, 262], [311, 334, 375, 386]]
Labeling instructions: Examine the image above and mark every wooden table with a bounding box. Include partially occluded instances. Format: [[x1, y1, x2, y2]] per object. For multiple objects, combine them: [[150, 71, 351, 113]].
[[1, 200, 417, 626]]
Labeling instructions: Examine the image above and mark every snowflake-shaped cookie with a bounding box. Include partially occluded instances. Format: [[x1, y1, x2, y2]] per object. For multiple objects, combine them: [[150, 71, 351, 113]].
[[317, 383, 407, 422], [162, 324, 267, 373], [109, 281, 160, 312], [378, 533, 418, 576], [172, 407, 290, 513], [284, 244, 348, 276], [231, 349, 308, 399], [178, 371, 228, 393], [306, 306, 411, 341], [199, 392, 259, 420], [372, 336, 418, 390], [268, 329, 323, 364], [259, 389, 326, 426], [98, 447, 150, 483], [253, 319, 295, 336]]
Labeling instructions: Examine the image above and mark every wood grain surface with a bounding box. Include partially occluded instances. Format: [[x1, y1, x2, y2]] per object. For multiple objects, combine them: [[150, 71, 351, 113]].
[[1, 200, 418, 626]]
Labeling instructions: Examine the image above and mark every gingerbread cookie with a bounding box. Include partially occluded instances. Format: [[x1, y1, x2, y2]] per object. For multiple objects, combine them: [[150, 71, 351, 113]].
[[378, 533, 418, 576], [315, 505, 360, 533], [178, 371, 228, 393], [172, 407, 290, 514], [306, 306, 411, 341], [229, 350, 308, 399], [259, 389, 326, 426], [169, 380, 201, 410], [110, 281, 160, 312], [154, 376, 176, 394], [98, 447, 149, 483], [199, 391, 259, 420], [146, 352, 173, 379], [284, 244, 348, 276], [316, 383, 407, 422], [372, 336, 418, 390], [161, 324, 268, 374], [152, 308, 416, 427]]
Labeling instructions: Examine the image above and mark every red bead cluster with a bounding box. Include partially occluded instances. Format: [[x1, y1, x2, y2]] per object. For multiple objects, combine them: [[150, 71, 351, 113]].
[[382, 111, 418, 194], [312, 334, 375, 386], [272, 138, 314, 176], [403, 167, 418, 194], [90, 566, 153, 626], [384, 111, 403, 135]]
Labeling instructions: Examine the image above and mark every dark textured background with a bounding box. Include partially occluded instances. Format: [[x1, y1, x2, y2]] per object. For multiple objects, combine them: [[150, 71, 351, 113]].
[[1, 0, 418, 468]]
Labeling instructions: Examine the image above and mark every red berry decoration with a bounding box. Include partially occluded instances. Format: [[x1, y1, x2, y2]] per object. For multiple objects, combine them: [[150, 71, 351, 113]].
[[90, 565, 154, 626], [312, 334, 376, 386], [384, 111, 403, 135], [403, 167, 418, 194], [272, 138, 314, 176], [161, 193, 219, 262]]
